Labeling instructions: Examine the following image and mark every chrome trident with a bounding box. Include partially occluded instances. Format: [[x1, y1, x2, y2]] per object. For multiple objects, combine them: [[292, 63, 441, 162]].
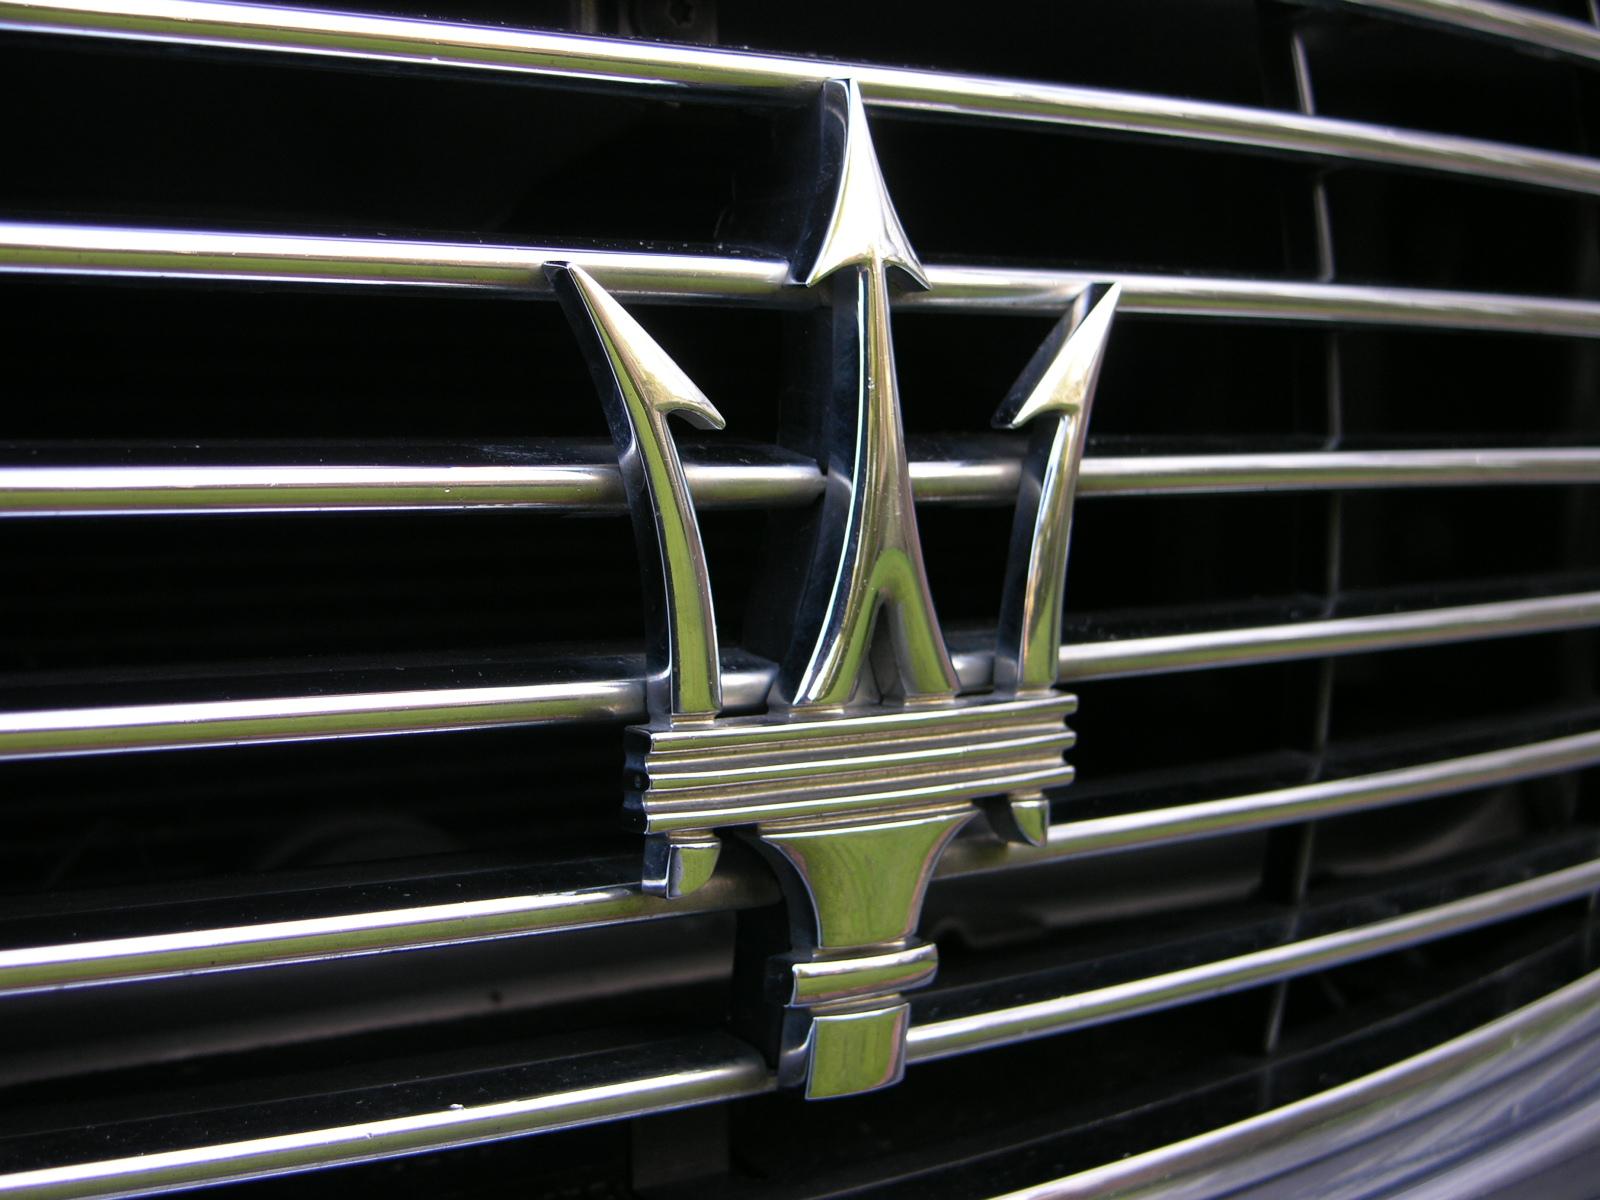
[[548, 79, 1118, 1101], [779, 78, 961, 710], [547, 261, 728, 897], [993, 282, 1120, 696]]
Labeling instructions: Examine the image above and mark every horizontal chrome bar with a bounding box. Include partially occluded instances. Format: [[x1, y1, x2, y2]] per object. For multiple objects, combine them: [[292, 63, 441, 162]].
[[941, 728, 1600, 875], [1057, 589, 1600, 681], [5, 728, 1591, 996], [6, 872, 1596, 1200], [906, 855, 1600, 1061], [4, 0, 1600, 196], [0, 456, 826, 517], [6, 447, 1600, 516], [1321, 0, 1600, 67], [0, 869, 775, 998], [6, 223, 1600, 335], [2, 591, 1595, 760], [0, 677, 654, 760], [990, 964, 1600, 1200], [0, 1034, 775, 1200]]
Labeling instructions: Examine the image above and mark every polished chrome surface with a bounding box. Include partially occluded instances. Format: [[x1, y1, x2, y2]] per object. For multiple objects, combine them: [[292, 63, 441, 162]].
[[0, 674, 656, 760], [0, 868, 775, 998], [993, 284, 1120, 695], [786, 942, 940, 1005], [778, 78, 958, 708], [1, 590, 1595, 760], [907, 855, 1600, 1061], [758, 805, 976, 950], [940, 727, 1600, 875], [986, 966, 1600, 1200], [628, 695, 1076, 830], [911, 265, 1600, 334], [5, 887, 1597, 1198], [548, 263, 725, 720], [6, 446, 1600, 517], [4, 0, 1599, 1175], [799, 1003, 913, 1100], [7, 0, 1600, 196], [0, 1034, 775, 1200], [598, 79, 1083, 1097], [1323, 0, 1600, 66], [9, 222, 1600, 335], [756, 804, 973, 1097], [0, 221, 793, 299], [1072, 447, 1600, 495], [6, 727, 1585, 997], [1058, 588, 1600, 681]]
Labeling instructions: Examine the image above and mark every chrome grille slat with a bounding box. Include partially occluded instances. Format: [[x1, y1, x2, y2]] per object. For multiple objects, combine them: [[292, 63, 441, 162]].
[[905, 855, 1600, 1062], [942, 728, 1600, 874], [2, 865, 1595, 1200], [3, 0, 1598, 1187], [989, 965, 1600, 1200], [1319, 0, 1600, 66], [0, 1034, 776, 1200], [3, 727, 1593, 996], [4, 446, 1600, 516], [1053, 589, 1600, 681], [0, 865, 776, 998], [5, 0, 1600, 196], [3, 590, 1594, 760], [6, 222, 1600, 334]]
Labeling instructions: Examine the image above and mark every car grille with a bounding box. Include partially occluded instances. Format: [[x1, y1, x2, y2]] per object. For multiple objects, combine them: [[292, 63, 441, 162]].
[[2, 0, 1599, 1195]]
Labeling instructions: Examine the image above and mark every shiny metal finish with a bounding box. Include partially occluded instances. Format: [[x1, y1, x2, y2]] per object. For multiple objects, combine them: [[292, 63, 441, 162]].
[[6, 727, 1587, 998], [986, 966, 1600, 1200], [0, 675, 655, 760], [10, 222, 1600, 335], [993, 284, 1120, 694], [1, 590, 1595, 760], [758, 805, 977, 950], [787, 942, 940, 1005], [7, 1, 1600, 195], [548, 263, 725, 720], [800, 1003, 913, 1099], [939, 727, 1600, 875], [628, 695, 1076, 830], [3, 0, 1598, 1177], [4, 882, 1598, 1198], [5, 446, 1600, 517], [1071, 447, 1600, 496], [912, 266, 1600, 334], [0, 221, 792, 299], [1321, 0, 1600, 66], [1058, 588, 1600, 681], [609, 78, 1079, 1097], [907, 855, 1600, 1062], [756, 803, 974, 1097], [0, 1035, 774, 1200], [0, 868, 776, 998], [779, 79, 958, 708]]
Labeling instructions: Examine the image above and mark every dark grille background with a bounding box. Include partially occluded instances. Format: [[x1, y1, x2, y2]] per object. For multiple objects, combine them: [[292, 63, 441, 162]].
[[1, 0, 1599, 1195]]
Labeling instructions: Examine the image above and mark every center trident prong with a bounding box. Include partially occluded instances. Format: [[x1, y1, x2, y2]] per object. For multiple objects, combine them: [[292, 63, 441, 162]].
[[550, 76, 1114, 1100]]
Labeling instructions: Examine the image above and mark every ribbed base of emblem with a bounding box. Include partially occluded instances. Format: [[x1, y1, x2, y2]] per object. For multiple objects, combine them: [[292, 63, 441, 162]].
[[624, 692, 1077, 832], [623, 691, 1077, 1097]]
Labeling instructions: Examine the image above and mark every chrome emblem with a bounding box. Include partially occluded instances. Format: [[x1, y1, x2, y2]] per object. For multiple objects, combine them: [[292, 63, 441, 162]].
[[550, 79, 1118, 1099]]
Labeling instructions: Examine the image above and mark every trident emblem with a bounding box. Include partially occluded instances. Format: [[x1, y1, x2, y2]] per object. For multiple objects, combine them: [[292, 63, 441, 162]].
[[549, 80, 1119, 1098]]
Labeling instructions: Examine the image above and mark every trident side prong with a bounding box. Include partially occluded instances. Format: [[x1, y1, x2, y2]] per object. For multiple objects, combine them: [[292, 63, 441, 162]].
[[988, 282, 1119, 845], [548, 262, 727, 895]]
